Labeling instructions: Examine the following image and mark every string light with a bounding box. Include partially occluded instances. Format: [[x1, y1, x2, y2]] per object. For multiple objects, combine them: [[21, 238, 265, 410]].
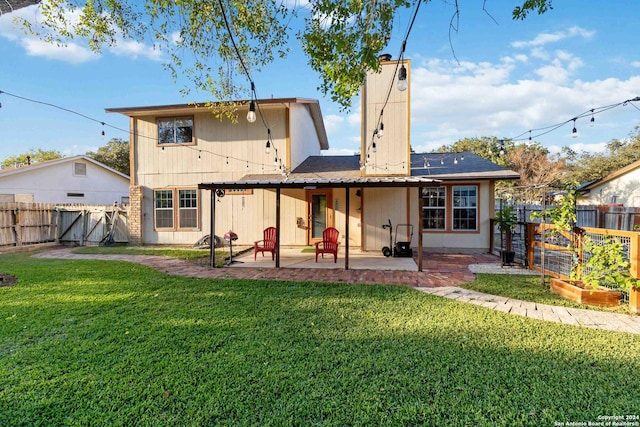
[[247, 100, 256, 123], [509, 96, 639, 142], [590, 109, 595, 127], [571, 118, 578, 138], [265, 129, 271, 154], [397, 65, 408, 92], [377, 122, 384, 138]]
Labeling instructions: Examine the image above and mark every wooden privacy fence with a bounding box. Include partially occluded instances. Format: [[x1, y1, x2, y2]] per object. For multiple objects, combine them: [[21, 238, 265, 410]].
[[0, 203, 129, 249]]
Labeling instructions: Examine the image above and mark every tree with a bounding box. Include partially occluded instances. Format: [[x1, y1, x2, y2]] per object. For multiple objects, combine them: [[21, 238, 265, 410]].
[[17, 1, 552, 111], [506, 142, 568, 188], [2, 148, 63, 168], [567, 126, 640, 184], [86, 138, 130, 176]]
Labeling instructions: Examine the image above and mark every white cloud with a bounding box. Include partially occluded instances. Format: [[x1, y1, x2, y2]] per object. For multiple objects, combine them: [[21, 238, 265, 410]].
[[632, 61, 640, 68], [108, 39, 163, 62], [0, 2, 162, 63], [406, 41, 640, 156], [511, 25, 596, 49], [22, 37, 98, 63]]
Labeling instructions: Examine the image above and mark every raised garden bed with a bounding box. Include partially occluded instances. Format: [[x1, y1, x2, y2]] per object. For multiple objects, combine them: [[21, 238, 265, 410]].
[[550, 278, 622, 307]]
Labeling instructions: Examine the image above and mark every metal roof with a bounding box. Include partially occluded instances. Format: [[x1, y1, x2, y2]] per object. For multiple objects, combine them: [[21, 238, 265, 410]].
[[199, 175, 441, 190]]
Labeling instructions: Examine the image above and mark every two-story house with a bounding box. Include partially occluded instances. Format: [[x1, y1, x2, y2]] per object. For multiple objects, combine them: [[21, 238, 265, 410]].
[[107, 57, 518, 261]]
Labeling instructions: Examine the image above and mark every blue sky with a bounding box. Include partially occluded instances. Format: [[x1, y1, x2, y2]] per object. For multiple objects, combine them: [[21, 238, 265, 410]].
[[1, 0, 639, 163]]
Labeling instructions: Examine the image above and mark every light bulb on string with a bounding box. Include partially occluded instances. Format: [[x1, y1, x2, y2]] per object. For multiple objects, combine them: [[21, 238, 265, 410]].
[[247, 101, 256, 123], [590, 109, 595, 127], [377, 122, 384, 138], [247, 82, 257, 123], [397, 64, 408, 92], [572, 118, 578, 138], [265, 129, 271, 154], [372, 141, 377, 153]]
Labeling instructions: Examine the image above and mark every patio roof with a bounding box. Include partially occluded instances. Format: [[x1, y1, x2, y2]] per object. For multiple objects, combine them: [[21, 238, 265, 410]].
[[198, 175, 441, 191]]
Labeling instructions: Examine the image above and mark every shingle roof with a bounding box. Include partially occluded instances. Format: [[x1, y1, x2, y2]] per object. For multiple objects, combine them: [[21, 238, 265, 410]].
[[290, 151, 519, 180], [198, 151, 518, 190]]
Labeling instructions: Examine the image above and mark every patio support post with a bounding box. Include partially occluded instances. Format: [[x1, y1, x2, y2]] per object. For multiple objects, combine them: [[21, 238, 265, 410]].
[[276, 187, 281, 268], [418, 186, 423, 272], [210, 188, 216, 268], [345, 186, 350, 270]]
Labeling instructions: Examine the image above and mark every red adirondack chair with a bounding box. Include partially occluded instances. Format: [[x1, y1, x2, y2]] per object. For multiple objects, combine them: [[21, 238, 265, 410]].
[[254, 227, 277, 260], [315, 227, 339, 263]]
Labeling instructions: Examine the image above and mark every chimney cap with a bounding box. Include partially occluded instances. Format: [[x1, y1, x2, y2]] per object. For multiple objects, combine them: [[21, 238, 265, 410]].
[[378, 53, 392, 62]]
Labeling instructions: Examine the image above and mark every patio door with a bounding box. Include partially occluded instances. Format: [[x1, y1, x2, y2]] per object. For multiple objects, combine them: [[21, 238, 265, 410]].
[[307, 189, 333, 244]]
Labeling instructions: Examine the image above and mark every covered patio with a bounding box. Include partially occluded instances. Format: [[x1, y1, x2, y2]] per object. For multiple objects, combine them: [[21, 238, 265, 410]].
[[199, 175, 442, 271], [228, 246, 419, 271]]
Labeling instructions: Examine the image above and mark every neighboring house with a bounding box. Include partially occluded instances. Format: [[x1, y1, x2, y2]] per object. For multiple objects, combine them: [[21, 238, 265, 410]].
[[578, 159, 640, 207], [0, 155, 130, 205], [108, 57, 518, 253]]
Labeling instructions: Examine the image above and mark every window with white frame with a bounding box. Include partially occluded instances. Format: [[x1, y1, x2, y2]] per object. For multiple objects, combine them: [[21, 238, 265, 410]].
[[452, 185, 477, 231], [154, 188, 199, 230], [154, 190, 174, 229], [157, 117, 194, 145], [178, 189, 198, 229], [422, 186, 446, 230]]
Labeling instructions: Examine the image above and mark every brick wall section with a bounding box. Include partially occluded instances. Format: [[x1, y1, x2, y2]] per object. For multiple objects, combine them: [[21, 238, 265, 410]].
[[129, 185, 143, 244]]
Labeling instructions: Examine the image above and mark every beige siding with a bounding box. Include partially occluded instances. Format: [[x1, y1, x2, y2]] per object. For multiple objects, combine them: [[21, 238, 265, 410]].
[[361, 188, 409, 251], [362, 60, 410, 176], [289, 104, 323, 169], [133, 107, 292, 245]]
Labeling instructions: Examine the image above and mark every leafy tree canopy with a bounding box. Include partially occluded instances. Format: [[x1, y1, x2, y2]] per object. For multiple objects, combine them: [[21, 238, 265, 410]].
[[17, 0, 552, 111], [86, 138, 130, 176], [2, 148, 63, 168], [567, 126, 640, 184]]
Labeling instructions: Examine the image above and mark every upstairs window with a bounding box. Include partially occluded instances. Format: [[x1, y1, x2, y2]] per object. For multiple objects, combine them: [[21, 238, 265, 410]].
[[157, 117, 194, 145]]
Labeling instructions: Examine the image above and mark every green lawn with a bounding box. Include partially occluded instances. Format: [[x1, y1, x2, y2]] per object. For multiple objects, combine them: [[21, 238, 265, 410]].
[[1, 251, 639, 426]]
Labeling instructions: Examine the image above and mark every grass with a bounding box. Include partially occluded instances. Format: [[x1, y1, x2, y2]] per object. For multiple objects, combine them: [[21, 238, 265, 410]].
[[72, 245, 236, 268], [1, 251, 640, 426]]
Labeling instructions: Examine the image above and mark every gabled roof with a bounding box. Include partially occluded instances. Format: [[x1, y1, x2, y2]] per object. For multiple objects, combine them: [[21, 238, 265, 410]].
[[580, 158, 640, 191], [106, 97, 329, 150], [0, 155, 130, 180]]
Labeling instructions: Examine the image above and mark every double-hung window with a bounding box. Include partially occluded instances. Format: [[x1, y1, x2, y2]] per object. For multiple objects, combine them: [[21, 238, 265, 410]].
[[155, 190, 174, 229], [422, 187, 446, 230], [154, 188, 199, 230], [178, 189, 198, 229], [157, 117, 194, 145], [421, 184, 479, 232], [452, 185, 477, 231]]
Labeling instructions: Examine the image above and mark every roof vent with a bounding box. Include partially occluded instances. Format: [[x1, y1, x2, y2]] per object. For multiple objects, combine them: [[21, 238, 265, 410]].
[[378, 53, 392, 62]]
